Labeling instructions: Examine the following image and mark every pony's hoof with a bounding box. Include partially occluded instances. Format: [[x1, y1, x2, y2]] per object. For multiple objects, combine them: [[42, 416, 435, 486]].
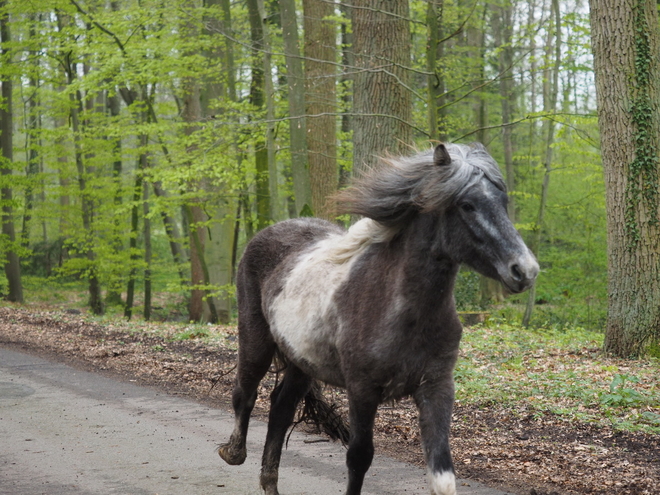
[[218, 442, 247, 465]]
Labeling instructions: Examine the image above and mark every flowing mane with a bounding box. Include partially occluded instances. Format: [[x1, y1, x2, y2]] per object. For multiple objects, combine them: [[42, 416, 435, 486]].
[[336, 142, 506, 227]]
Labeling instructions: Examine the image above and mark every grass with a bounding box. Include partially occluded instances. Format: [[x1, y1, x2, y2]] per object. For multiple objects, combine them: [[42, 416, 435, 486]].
[[455, 322, 660, 434]]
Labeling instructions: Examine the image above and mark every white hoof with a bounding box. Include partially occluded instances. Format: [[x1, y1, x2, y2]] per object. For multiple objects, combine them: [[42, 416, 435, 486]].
[[428, 470, 456, 495]]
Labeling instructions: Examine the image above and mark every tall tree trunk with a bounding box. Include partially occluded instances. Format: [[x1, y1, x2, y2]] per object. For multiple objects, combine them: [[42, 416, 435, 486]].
[[22, 15, 41, 248], [589, 0, 660, 356], [523, 0, 561, 327], [278, 0, 313, 217], [58, 11, 102, 314], [105, 86, 124, 306], [426, 1, 443, 143], [124, 132, 145, 320], [338, 1, 354, 187], [183, 76, 218, 323], [143, 181, 152, 321], [200, 0, 238, 323], [494, 2, 516, 221], [304, 0, 338, 220], [246, 0, 271, 229], [351, 0, 413, 177], [0, 2, 23, 303]]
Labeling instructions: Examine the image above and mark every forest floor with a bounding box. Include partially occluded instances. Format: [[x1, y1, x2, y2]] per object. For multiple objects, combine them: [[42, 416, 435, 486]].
[[0, 305, 658, 495]]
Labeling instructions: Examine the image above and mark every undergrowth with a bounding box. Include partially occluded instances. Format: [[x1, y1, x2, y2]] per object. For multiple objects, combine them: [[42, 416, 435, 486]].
[[455, 323, 660, 434]]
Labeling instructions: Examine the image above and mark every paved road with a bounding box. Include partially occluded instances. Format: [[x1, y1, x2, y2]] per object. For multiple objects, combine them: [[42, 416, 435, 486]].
[[0, 347, 511, 495]]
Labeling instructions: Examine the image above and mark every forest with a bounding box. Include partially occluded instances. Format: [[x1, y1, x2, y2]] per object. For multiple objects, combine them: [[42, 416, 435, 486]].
[[0, 1, 654, 353]]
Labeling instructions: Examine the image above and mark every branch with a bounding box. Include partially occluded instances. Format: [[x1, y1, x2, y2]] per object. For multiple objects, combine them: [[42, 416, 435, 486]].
[[68, 0, 127, 55]]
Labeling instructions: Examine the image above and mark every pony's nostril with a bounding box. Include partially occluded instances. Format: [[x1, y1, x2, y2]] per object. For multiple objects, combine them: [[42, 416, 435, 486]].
[[511, 264, 523, 282]]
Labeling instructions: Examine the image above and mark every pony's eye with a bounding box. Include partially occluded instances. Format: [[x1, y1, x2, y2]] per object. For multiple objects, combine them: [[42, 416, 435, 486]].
[[460, 203, 475, 213]]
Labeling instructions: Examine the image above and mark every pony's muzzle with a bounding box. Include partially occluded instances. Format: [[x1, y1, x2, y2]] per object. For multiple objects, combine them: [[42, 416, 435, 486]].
[[505, 253, 539, 293]]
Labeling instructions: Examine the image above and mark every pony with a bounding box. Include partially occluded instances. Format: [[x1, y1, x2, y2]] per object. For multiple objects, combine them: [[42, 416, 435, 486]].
[[218, 143, 539, 495]]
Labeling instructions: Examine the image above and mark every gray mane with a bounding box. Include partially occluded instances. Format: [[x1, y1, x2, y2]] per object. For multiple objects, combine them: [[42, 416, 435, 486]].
[[336, 143, 506, 227]]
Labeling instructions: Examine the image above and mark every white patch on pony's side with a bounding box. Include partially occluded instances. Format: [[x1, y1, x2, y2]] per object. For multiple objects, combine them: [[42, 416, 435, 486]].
[[428, 470, 456, 495], [267, 218, 395, 383]]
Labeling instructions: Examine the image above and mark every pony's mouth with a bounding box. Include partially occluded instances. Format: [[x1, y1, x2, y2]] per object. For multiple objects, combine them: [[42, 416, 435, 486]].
[[501, 278, 535, 294], [498, 255, 539, 294]]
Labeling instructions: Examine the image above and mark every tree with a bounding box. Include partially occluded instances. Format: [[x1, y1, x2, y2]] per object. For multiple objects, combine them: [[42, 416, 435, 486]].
[[304, 0, 337, 220], [350, 0, 412, 176], [589, 0, 660, 356], [246, 0, 271, 229], [0, 0, 23, 302], [523, 0, 561, 327], [279, 0, 313, 217]]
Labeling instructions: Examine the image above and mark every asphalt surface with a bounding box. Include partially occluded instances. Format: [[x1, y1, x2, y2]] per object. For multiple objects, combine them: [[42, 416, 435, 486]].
[[0, 346, 511, 495]]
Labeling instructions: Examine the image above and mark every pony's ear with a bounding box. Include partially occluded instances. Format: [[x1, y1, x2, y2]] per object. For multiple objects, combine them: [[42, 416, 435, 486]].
[[433, 144, 451, 167]]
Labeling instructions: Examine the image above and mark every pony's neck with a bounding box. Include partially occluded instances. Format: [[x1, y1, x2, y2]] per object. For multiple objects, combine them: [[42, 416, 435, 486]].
[[391, 214, 460, 308]]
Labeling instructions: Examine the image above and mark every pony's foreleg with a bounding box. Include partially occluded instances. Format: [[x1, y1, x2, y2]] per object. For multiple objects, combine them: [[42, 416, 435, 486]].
[[260, 364, 313, 495], [414, 376, 457, 495], [344, 391, 380, 495], [218, 327, 275, 466]]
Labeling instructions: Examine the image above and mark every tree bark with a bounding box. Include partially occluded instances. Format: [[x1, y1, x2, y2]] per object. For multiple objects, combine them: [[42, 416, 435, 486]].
[[350, 0, 413, 177], [123, 132, 145, 321], [246, 0, 272, 229], [143, 181, 152, 321], [589, 0, 660, 356], [0, 1, 23, 303], [493, 2, 516, 221], [22, 15, 41, 248], [278, 0, 313, 216], [200, 0, 237, 323], [426, 1, 443, 143], [304, 0, 338, 220]]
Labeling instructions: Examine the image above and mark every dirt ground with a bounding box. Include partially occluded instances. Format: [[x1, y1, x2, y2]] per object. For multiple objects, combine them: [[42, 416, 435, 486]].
[[0, 306, 658, 495]]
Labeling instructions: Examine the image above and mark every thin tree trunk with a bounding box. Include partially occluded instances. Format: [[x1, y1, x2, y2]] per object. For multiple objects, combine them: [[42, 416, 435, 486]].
[[426, 1, 443, 143], [0, 2, 23, 303], [495, 2, 516, 221], [21, 16, 41, 248], [58, 11, 102, 314], [304, 0, 338, 220], [246, 0, 271, 229], [278, 0, 313, 216], [105, 0, 124, 306], [200, 0, 238, 323], [143, 181, 152, 321], [523, 0, 561, 327], [124, 136, 145, 320], [338, 2, 354, 188]]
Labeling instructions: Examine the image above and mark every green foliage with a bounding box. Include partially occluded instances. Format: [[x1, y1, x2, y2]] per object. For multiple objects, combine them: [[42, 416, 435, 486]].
[[454, 269, 484, 311], [598, 374, 648, 408]]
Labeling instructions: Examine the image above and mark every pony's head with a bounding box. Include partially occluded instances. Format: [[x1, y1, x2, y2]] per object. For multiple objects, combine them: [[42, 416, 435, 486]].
[[337, 143, 539, 293]]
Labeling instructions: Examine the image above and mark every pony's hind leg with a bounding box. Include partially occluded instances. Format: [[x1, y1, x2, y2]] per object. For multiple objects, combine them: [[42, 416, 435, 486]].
[[218, 318, 276, 466], [260, 364, 313, 495]]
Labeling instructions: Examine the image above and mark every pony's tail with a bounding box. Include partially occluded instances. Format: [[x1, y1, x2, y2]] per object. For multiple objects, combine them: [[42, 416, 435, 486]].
[[274, 350, 350, 447], [298, 382, 350, 447]]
